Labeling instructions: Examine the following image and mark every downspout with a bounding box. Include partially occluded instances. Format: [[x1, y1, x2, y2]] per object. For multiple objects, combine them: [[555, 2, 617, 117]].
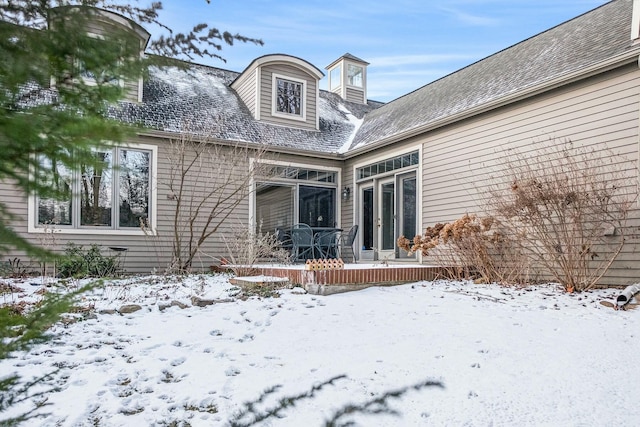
[[616, 283, 640, 309]]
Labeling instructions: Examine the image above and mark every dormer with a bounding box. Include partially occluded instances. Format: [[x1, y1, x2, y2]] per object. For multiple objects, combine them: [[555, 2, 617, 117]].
[[49, 6, 151, 103], [326, 53, 369, 104], [231, 54, 324, 130]]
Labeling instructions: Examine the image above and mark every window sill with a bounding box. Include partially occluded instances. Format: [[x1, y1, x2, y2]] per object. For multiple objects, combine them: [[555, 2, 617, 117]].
[[27, 226, 156, 236]]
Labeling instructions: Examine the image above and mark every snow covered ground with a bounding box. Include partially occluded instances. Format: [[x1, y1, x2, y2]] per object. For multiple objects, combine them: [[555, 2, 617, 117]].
[[1, 274, 640, 426]]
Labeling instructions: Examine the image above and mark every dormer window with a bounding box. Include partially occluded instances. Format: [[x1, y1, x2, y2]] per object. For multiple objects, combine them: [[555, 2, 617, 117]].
[[232, 54, 323, 129], [272, 73, 306, 121], [73, 33, 123, 87], [347, 64, 363, 88]]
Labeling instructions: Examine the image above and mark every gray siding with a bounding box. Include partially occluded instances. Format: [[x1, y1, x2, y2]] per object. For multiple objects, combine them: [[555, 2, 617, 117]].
[[259, 64, 318, 130], [0, 137, 346, 275], [232, 68, 257, 118], [346, 86, 364, 104], [418, 64, 640, 285], [85, 19, 143, 103], [1, 135, 257, 274]]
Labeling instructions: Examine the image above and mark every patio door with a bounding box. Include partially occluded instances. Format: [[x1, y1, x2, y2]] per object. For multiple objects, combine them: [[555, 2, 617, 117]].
[[397, 172, 417, 259], [377, 177, 395, 259], [359, 171, 417, 261]]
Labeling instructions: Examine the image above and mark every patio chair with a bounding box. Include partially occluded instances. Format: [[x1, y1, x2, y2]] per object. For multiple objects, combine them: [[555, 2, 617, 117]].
[[291, 223, 316, 261], [275, 227, 293, 254], [314, 230, 340, 259], [338, 225, 359, 263]]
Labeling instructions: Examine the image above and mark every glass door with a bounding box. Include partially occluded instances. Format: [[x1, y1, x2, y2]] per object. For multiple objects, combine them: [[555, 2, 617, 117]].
[[397, 172, 417, 259], [378, 177, 395, 259], [360, 186, 374, 261]]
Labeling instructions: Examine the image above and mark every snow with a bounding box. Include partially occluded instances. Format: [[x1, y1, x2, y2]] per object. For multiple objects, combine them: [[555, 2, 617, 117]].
[[336, 104, 364, 154], [2, 275, 640, 426]]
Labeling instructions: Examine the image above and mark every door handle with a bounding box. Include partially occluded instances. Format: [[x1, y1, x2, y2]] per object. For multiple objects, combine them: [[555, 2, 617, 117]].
[[377, 218, 381, 228]]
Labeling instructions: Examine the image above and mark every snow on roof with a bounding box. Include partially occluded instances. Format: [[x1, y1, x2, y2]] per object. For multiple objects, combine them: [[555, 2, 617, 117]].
[[349, 0, 634, 151], [108, 62, 381, 154]]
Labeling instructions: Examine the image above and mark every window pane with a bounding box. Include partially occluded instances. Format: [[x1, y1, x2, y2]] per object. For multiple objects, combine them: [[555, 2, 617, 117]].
[[276, 78, 302, 115], [38, 158, 72, 226], [119, 149, 150, 228], [298, 185, 335, 228], [81, 151, 113, 226], [381, 182, 395, 250], [330, 66, 341, 90], [347, 64, 363, 88], [411, 151, 419, 165], [256, 183, 294, 232], [362, 187, 374, 250], [402, 177, 417, 238]]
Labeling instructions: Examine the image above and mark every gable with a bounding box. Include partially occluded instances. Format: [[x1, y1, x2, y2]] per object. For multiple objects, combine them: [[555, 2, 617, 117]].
[[231, 54, 324, 131]]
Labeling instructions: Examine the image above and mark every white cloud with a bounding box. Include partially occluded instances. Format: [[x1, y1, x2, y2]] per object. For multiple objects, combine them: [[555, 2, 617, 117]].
[[367, 53, 477, 68], [437, 6, 501, 26]]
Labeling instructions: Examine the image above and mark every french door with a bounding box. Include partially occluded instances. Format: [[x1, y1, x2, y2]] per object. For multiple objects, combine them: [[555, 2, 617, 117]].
[[359, 171, 417, 261], [377, 177, 396, 259]]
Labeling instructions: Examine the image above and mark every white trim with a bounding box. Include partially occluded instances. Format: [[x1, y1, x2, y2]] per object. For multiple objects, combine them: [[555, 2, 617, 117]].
[[353, 145, 421, 181], [28, 142, 158, 236], [329, 64, 342, 91], [247, 54, 324, 79], [255, 68, 261, 120], [351, 144, 422, 261], [137, 75, 144, 103], [632, 0, 640, 42], [315, 81, 320, 130], [271, 73, 307, 122]]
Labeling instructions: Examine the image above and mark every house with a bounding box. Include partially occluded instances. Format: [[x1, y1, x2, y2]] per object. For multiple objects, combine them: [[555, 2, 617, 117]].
[[2, 0, 639, 285]]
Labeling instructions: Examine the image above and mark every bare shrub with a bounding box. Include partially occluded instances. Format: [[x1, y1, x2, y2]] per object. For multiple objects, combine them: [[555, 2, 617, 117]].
[[398, 213, 529, 284], [484, 139, 635, 292], [161, 130, 269, 274], [221, 223, 292, 277]]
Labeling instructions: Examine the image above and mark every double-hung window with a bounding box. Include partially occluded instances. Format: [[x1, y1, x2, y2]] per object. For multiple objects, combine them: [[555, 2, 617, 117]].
[[31, 144, 156, 234]]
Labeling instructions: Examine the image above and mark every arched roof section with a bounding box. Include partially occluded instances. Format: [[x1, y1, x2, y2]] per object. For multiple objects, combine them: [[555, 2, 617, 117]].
[[49, 6, 151, 48], [234, 54, 324, 83]]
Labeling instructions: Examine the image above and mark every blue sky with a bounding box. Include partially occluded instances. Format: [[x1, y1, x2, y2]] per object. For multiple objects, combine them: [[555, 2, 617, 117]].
[[155, 0, 609, 102]]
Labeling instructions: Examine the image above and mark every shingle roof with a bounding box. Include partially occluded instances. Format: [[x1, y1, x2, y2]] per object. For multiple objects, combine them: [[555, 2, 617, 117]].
[[349, 0, 634, 151], [109, 63, 382, 154], [109, 0, 631, 157]]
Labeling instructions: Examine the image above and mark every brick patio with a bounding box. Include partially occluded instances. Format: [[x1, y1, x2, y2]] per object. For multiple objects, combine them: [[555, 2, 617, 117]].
[[246, 263, 445, 295]]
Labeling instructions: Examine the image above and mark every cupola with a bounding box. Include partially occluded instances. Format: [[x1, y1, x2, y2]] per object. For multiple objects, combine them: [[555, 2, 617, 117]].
[[326, 53, 369, 104]]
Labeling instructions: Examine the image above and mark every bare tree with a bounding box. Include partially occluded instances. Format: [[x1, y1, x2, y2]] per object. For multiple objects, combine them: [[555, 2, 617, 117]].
[[162, 132, 268, 273], [485, 139, 636, 292]]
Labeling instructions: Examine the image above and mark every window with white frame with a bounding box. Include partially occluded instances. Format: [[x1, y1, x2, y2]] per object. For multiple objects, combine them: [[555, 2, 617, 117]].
[[347, 64, 363, 88], [272, 74, 306, 120], [35, 145, 155, 231], [255, 165, 338, 231], [330, 65, 341, 90], [71, 32, 123, 87]]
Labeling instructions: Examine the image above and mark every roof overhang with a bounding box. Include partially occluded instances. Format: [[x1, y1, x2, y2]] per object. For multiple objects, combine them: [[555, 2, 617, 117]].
[[231, 54, 324, 88], [136, 129, 343, 160], [49, 6, 151, 48], [343, 47, 640, 159]]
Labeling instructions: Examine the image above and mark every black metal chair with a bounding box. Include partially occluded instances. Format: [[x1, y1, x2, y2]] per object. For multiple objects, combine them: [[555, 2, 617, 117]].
[[291, 223, 316, 261], [314, 230, 340, 259], [338, 225, 359, 263]]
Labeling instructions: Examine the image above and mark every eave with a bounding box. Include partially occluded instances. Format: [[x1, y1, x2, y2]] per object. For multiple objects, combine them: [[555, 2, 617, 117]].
[[343, 47, 640, 159]]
